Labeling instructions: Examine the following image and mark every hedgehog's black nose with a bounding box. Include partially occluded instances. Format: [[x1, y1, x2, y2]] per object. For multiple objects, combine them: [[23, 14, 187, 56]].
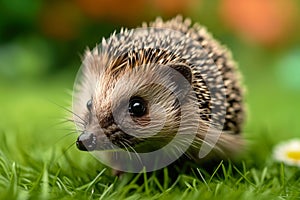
[[76, 131, 97, 151]]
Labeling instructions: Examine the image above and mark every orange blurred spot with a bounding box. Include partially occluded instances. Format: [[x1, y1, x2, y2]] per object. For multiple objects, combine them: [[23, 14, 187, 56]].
[[153, 0, 199, 16], [75, 0, 105, 19], [219, 0, 298, 46], [75, 0, 147, 24], [39, 2, 82, 40]]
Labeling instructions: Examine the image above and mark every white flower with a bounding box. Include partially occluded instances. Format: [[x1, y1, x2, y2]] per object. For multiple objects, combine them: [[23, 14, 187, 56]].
[[273, 139, 300, 167]]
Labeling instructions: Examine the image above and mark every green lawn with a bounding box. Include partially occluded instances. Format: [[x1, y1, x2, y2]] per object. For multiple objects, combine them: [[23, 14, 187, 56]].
[[1, 50, 300, 199]]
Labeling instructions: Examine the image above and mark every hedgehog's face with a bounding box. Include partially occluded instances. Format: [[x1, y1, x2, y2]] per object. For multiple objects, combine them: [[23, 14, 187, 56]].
[[75, 61, 193, 153]]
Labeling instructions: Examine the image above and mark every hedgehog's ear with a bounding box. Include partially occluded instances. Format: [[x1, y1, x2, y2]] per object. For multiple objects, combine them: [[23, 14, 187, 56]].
[[168, 63, 192, 84], [166, 63, 193, 100]]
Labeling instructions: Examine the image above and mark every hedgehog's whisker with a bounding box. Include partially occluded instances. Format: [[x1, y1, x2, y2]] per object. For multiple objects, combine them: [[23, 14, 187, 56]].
[[56, 127, 81, 132], [52, 141, 76, 164], [63, 107, 87, 124], [48, 100, 87, 124], [123, 140, 143, 166], [64, 118, 86, 126], [119, 141, 133, 160], [55, 131, 79, 144]]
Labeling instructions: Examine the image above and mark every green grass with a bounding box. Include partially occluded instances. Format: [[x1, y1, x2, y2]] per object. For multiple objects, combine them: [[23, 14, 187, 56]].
[[1, 62, 300, 200]]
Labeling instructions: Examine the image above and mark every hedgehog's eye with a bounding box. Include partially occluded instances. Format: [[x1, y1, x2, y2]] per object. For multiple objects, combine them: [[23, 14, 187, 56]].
[[87, 99, 92, 111], [128, 97, 147, 117]]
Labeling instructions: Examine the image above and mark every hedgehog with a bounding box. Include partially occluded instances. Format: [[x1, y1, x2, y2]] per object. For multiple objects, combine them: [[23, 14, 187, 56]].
[[72, 16, 245, 173]]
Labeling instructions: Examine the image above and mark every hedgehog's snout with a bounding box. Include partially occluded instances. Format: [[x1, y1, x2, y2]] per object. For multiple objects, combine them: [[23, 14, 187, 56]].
[[76, 131, 97, 151]]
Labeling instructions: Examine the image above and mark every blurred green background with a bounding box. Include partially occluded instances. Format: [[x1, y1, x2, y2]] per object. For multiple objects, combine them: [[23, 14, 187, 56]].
[[0, 0, 300, 176]]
